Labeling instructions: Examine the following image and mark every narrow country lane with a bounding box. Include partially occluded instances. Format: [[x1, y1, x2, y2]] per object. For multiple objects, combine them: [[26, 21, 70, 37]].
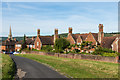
[[10, 55, 67, 79]]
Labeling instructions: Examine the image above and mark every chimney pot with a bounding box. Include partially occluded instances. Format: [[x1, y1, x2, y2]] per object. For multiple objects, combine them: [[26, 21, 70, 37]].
[[37, 29, 40, 36], [14, 38, 16, 41], [54, 28, 59, 43], [69, 27, 72, 34], [55, 29, 58, 35]]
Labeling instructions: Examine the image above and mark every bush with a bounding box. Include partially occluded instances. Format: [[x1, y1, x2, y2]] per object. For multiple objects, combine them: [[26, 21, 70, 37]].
[[74, 49, 80, 53], [92, 46, 118, 57], [41, 45, 53, 52], [95, 46, 115, 53], [101, 53, 118, 57], [31, 48, 40, 51], [54, 38, 70, 53], [80, 52, 90, 55]]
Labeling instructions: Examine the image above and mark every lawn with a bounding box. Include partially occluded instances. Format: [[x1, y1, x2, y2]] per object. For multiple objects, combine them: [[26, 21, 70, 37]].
[[17, 54, 118, 78], [2, 54, 16, 80]]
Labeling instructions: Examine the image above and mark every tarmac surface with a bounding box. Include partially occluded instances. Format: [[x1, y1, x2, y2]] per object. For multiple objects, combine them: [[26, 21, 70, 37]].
[[10, 55, 67, 79]]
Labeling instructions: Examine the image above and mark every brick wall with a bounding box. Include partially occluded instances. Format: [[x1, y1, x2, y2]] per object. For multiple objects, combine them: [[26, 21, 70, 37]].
[[118, 39, 120, 53], [34, 36, 41, 50], [67, 34, 75, 44], [112, 40, 118, 52], [1, 46, 6, 50], [77, 36, 82, 44], [22, 51, 119, 63], [85, 33, 97, 45]]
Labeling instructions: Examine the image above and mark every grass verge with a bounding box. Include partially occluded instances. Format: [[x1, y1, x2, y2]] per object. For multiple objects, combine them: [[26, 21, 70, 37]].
[[2, 54, 16, 80], [16, 54, 118, 78]]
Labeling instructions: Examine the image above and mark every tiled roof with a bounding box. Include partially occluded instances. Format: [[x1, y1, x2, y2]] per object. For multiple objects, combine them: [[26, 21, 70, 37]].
[[26, 38, 35, 45], [72, 33, 89, 42], [16, 37, 36, 45], [16, 40, 23, 44], [91, 33, 98, 41], [21, 36, 54, 45], [39, 36, 54, 45], [101, 36, 117, 49], [2, 39, 17, 46]]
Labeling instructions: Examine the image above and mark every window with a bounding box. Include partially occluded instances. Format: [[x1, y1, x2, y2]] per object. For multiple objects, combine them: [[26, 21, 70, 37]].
[[16, 44, 21, 47], [37, 42, 39, 46], [30, 45, 32, 48], [17, 49, 20, 51]]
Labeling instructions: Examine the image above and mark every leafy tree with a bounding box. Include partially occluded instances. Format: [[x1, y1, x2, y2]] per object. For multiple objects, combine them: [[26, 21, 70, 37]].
[[22, 34, 27, 49], [54, 38, 70, 53]]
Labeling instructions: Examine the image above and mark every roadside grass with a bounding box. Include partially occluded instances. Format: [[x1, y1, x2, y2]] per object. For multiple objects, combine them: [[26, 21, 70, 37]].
[[16, 54, 118, 78], [2, 54, 16, 80], [0, 54, 2, 79]]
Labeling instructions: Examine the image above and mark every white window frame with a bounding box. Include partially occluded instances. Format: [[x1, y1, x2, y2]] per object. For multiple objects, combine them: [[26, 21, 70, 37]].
[[37, 42, 39, 46]]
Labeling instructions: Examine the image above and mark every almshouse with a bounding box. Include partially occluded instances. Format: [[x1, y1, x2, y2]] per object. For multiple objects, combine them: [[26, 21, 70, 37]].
[[1, 24, 120, 53]]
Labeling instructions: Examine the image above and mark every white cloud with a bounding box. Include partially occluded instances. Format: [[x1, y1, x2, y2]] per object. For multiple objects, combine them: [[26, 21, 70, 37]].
[[2, 2, 118, 36]]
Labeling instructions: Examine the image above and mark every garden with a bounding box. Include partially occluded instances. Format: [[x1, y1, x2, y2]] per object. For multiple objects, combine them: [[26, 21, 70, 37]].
[[21, 38, 119, 57]]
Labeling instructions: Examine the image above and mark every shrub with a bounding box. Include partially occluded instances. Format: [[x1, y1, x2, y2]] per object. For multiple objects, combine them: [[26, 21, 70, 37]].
[[41, 45, 53, 52], [94, 46, 116, 53], [80, 52, 90, 55], [31, 48, 40, 51], [92, 46, 118, 57], [101, 53, 118, 57], [54, 38, 70, 53], [74, 49, 80, 53], [21, 34, 27, 49]]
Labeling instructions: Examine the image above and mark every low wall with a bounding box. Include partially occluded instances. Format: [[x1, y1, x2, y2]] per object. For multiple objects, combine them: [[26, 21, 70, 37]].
[[21, 51, 119, 63]]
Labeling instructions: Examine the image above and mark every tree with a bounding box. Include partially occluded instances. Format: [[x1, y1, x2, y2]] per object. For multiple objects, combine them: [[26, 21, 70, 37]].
[[22, 34, 27, 49], [54, 38, 70, 53]]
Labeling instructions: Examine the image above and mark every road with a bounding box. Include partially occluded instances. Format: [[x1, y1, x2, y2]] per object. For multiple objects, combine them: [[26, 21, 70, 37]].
[[10, 55, 67, 79]]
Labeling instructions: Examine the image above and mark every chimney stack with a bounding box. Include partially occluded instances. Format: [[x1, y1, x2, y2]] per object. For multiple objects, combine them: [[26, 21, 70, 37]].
[[14, 38, 16, 41], [54, 28, 59, 43], [98, 24, 104, 44], [99, 24, 103, 32], [32, 36, 35, 40], [37, 29, 40, 37], [69, 27, 72, 34]]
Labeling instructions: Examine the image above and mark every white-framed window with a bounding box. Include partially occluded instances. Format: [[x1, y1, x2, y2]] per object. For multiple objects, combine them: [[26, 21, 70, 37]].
[[16, 44, 21, 47], [37, 42, 39, 46], [30, 45, 32, 48], [17, 49, 20, 51]]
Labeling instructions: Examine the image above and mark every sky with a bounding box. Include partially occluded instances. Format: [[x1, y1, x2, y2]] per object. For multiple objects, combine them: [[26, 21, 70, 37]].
[[1, 2, 118, 37]]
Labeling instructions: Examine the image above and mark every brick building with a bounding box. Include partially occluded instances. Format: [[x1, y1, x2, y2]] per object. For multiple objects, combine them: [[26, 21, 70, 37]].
[[1, 24, 120, 53], [15, 40, 22, 52], [67, 24, 120, 53], [1, 26, 18, 53], [34, 29, 58, 50]]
